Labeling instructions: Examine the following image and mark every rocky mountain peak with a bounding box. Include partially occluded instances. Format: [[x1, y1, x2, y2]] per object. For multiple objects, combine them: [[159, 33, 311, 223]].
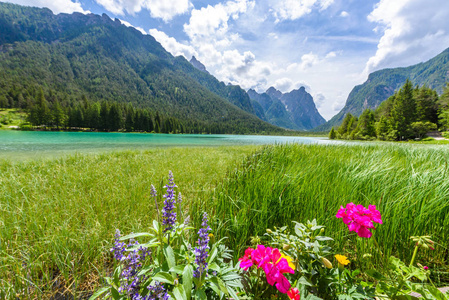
[[190, 56, 208, 73]]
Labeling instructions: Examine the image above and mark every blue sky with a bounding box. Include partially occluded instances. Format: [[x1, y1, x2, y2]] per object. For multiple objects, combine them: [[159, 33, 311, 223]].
[[3, 0, 449, 119]]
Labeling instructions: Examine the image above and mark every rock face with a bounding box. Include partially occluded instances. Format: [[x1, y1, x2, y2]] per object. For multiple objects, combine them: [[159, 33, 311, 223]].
[[189, 56, 209, 74], [248, 87, 326, 130], [314, 47, 449, 131]]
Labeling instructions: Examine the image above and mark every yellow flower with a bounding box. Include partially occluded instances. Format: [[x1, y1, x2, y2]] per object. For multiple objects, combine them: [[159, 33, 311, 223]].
[[277, 253, 296, 270], [335, 254, 350, 266]]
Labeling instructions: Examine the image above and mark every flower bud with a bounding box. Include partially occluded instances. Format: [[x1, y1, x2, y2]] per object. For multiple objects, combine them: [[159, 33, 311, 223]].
[[283, 244, 291, 251], [266, 229, 273, 234], [321, 257, 333, 268], [320, 228, 325, 234]]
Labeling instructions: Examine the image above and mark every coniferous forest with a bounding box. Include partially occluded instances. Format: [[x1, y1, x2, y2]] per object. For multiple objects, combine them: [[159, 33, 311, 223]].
[[329, 80, 449, 141]]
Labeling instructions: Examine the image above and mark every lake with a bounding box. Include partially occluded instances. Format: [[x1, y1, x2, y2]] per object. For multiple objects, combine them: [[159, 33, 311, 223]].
[[0, 131, 332, 160]]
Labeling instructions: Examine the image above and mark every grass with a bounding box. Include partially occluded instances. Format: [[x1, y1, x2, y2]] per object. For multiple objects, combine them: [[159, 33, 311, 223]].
[[0, 146, 260, 298], [209, 143, 449, 282], [1, 142, 449, 298], [0, 108, 26, 130]]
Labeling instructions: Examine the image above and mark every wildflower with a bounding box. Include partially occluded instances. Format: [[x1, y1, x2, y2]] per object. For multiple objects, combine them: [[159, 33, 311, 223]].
[[278, 253, 296, 270], [335, 254, 350, 266], [238, 247, 255, 270], [145, 281, 170, 300], [336, 203, 382, 238], [111, 229, 126, 261], [238, 245, 295, 294], [423, 266, 429, 270], [264, 249, 295, 293], [287, 287, 300, 300], [193, 212, 211, 278], [162, 171, 177, 233], [321, 257, 333, 269]]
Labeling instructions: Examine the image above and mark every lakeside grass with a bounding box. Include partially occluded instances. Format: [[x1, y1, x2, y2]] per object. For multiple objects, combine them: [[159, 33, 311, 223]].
[[1, 143, 449, 298], [0, 146, 260, 298], [209, 143, 449, 281]]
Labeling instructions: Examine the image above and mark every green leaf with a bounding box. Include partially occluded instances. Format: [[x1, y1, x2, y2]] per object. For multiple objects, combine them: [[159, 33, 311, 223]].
[[169, 265, 186, 275], [207, 245, 218, 264], [153, 220, 160, 232], [164, 245, 176, 270], [111, 286, 121, 299], [195, 289, 207, 300], [315, 236, 333, 241], [221, 273, 241, 282], [173, 285, 187, 300], [208, 262, 220, 272], [209, 276, 228, 295], [152, 272, 175, 285], [227, 286, 240, 300], [298, 276, 314, 287], [366, 269, 385, 280], [183, 264, 193, 300], [120, 232, 151, 240], [88, 287, 109, 300]]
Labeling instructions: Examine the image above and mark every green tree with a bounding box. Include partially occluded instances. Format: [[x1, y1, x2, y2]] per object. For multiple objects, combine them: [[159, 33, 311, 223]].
[[390, 79, 415, 139], [415, 86, 438, 123], [51, 99, 67, 129], [410, 121, 437, 139], [355, 109, 376, 138], [329, 127, 336, 139], [337, 113, 354, 137], [29, 88, 50, 126]]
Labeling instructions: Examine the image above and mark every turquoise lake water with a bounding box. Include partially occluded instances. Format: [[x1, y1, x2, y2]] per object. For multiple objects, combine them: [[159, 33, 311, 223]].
[[0, 131, 331, 160]]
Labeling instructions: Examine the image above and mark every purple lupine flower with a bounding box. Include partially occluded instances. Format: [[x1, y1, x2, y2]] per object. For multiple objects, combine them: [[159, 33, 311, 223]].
[[112, 234, 151, 298], [111, 229, 126, 261], [193, 212, 211, 278], [147, 281, 170, 300], [162, 171, 177, 233]]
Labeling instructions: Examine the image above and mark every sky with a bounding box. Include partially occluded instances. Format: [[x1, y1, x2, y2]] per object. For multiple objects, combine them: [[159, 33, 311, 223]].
[[3, 0, 449, 120]]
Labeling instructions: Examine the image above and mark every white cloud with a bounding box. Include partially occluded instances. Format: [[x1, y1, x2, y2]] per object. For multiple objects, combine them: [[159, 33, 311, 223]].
[[365, 0, 449, 73], [271, 0, 334, 22], [274, 78, 293, 92], [2, 0, 88, 14], [325, 51, 337, 59], [94, 0, 191, 21], [149, 28, 198, 59], [300, 52, 319, 69], [119, 19, 146, 35], [340, 11, 349, 17]]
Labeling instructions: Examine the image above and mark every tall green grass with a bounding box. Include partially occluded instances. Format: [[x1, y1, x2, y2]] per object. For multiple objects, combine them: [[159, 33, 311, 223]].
[[0, 146, 259, 298], [209, 143, 449, 280]]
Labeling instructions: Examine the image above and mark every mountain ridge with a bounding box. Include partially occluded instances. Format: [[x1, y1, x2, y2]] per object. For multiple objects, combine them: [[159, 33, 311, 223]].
[[0, 2, 278, 134], [315, 47, 449, 131]]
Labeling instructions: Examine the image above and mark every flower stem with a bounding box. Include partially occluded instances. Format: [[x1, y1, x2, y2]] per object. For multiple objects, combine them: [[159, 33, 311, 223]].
[[409, 245, 419, 267]]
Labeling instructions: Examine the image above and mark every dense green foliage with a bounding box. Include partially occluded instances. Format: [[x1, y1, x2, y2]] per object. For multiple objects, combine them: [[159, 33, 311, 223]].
[[209, 144, 449, 277], [0, 2, 283, 134], [331, 80, 445, 141], [317, 47, 449, 131]]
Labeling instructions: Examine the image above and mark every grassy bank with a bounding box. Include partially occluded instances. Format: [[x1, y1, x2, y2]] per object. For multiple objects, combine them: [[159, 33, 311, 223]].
[[1, 143, 449, 298], [0, 108, 26, 130], [210, 144, 449, 281], [0, 146, 260, 298]]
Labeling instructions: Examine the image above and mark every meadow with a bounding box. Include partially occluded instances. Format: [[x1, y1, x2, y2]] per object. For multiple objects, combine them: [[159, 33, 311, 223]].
[[0, 143, 448, 298]]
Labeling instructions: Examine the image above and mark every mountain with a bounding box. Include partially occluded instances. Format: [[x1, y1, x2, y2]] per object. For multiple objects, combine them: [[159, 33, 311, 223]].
[[248, 87, 326, 130], [315, 47, 449, 131], [0, 2, 278, 134], [189, 56, 208, 74]]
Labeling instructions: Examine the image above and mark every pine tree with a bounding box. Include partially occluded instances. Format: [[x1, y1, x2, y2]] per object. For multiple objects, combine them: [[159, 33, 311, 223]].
[[329, 127, 336, 139]]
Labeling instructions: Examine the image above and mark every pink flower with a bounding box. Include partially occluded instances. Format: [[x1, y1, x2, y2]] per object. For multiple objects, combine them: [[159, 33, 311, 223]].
[[423, 266, 429, 270], [237, 245, 295, 294], [336, 203, 382, 238], [238, 247, 254, 271]]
